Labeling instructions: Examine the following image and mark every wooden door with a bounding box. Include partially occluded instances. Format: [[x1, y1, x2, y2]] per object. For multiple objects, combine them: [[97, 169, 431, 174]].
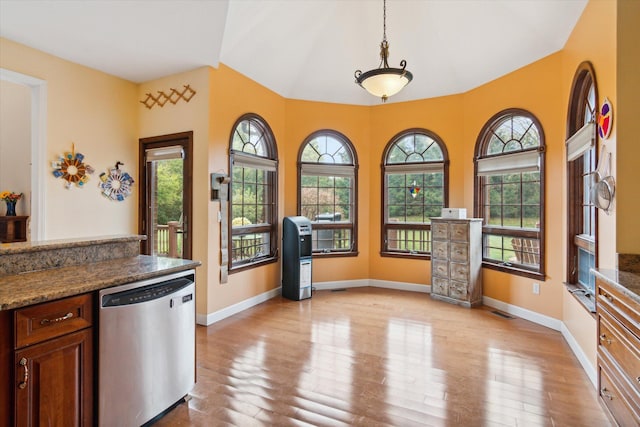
[[14, 329, 93, 427], [138, 132, 193, 259]]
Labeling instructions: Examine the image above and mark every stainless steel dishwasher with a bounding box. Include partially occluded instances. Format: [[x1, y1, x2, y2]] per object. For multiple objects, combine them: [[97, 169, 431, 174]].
[[98, 269, 196, 426]]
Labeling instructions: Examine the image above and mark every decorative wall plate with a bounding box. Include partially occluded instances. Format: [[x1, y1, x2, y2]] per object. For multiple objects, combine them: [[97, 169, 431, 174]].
[[598, 98, 613, 139], [99, 162, 134, 201], [52, 143, 94, 189]]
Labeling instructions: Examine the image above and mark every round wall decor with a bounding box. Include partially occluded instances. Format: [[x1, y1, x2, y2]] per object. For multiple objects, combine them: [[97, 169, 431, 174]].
[[99, 162, 134, 201]]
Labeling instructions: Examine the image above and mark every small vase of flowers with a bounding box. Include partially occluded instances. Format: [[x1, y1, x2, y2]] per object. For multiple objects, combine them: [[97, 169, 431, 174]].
[[0, 191, 22, 216]]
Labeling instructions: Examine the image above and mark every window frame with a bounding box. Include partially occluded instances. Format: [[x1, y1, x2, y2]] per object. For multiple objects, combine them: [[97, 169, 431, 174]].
[[381, 128, 450, 259], [228, 113, 279, 273], [297, 129, 359, 257], [473, 108, 546, 280], [566, 62, 599, 295]]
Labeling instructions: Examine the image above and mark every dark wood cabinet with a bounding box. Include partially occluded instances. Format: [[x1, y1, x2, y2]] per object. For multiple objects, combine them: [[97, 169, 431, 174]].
[[596, 275, 640, 426], [11, 294, 94, 427], [0, 216, 28, 243], [15, 329, 93, 427]]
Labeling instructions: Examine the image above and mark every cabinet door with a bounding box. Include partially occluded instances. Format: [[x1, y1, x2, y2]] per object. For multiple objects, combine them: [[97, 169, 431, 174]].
[[15, 329, 93, 427]]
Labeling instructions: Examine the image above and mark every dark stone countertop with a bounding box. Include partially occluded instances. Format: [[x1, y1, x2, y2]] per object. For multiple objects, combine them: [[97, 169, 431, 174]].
[[0, 234, 144, 255], [593, 268, 640, 305], [0, 255, 201, 311]]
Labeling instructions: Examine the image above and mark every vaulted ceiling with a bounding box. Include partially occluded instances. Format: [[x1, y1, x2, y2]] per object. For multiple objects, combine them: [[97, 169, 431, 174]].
[[0, 0, 587, 105]]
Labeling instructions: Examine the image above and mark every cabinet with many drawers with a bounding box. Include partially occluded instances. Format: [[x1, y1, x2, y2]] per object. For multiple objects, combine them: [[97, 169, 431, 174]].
[[430, 218, 483, 307], [595, 273, 640, 426]]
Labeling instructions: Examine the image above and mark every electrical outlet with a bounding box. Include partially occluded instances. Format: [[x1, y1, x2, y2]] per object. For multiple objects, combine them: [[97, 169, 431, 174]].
[[532, 282, 540, 295]]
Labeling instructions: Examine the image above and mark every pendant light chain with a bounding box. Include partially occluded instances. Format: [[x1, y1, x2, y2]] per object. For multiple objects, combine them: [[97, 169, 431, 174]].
[[383, 0, 387, 42]]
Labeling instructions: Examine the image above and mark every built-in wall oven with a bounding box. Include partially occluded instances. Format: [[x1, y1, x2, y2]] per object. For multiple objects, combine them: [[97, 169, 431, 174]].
[[98, 269, 196, 426]]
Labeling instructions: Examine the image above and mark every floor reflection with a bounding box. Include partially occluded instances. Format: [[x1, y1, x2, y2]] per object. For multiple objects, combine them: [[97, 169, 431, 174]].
[[153, 287, 612, 427]]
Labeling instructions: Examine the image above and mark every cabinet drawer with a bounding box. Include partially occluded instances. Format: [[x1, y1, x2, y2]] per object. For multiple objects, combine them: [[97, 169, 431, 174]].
[[599, 311, 640, 396], [450, 263, 469, 282], [450, 223, 469, 242], [450, 242, 468, 263], [597, 278, 640, 339], [432, 277, 448, 296], [599, 364, 640, 426], [432, 222, 448, 240], [15, 294, 93, 349], [432, 241, 448, 260], [449, 280, 468, 300], [432, 259, 449, 278]]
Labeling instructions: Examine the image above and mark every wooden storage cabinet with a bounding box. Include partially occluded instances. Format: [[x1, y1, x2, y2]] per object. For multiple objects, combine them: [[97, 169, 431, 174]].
[[596, 276, 640, 426], [12, 294, 94, 427], [430, 218, 483, 307]]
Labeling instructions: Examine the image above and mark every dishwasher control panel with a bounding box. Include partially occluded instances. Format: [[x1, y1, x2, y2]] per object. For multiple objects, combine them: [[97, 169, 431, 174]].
[[101, 276, 194, 307]]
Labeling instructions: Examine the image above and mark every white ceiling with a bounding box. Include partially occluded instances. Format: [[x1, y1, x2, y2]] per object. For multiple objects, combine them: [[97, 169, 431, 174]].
[[0, 0, 587, 106]]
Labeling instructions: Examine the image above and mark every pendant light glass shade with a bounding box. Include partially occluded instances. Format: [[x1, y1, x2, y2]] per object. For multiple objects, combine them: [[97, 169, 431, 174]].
[[355, 1, 413, 102]]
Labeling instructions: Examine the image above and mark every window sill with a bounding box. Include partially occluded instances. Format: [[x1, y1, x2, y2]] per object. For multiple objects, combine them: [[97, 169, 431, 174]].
[[229, 256, 278, 274], [312, 251, 359, 258], [564, 282, 596, 316], [482, 261, 545, 281], [380, 251, 430, 260]]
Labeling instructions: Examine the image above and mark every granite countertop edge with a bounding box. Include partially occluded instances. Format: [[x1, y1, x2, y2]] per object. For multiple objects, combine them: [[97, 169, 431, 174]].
[[0, 255, 201, 311], [0, 234, 146, 255], [593, 268, 640, 305]]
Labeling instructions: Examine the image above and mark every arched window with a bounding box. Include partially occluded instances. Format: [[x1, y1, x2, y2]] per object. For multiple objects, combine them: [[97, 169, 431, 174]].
[[382, 129, 449, 257], [229, 113, 278, 271], [566, 62, 598, 293], [474, 109, 545, 279], [298, 130, 358, 255]]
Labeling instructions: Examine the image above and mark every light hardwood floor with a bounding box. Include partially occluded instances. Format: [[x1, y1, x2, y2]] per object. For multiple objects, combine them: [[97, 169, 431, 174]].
[[156, 287, 612, 426]]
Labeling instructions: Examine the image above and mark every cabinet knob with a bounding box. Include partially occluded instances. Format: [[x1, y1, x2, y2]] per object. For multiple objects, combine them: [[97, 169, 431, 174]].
[[636, 376, 640, 384], [599, 334, 611, 345], [18, 357, 28, 390], [600, 387, 613, 400]]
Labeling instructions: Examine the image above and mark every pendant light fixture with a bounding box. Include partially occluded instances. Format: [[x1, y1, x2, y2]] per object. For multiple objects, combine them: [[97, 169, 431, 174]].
[[355, 0, 413, 102]]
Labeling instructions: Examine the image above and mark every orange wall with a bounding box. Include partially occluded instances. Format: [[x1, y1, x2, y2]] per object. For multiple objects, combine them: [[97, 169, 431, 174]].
[[616, 0, 640, 254], [463, 53, 565, 319], [207, 64, 287, 313], [284, 100, 371, 282], [368, 96, 464, 285]]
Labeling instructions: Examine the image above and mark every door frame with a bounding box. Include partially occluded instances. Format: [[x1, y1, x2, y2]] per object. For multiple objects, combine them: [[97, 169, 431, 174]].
[[138, 131, 193, 259]]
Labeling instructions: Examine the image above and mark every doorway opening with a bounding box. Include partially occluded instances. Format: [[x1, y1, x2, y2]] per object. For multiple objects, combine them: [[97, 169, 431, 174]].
[[139, 132, 193, 259]]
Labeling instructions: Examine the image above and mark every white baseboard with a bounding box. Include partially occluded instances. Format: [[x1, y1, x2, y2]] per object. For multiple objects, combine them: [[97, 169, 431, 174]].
[[196, 287, 281, 326], [561, 323, 597, 387], [313, 279, 430, 294], [482, 295, 562, 331], [312, 279, 370, 290], [368, 279, 430, 293]]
